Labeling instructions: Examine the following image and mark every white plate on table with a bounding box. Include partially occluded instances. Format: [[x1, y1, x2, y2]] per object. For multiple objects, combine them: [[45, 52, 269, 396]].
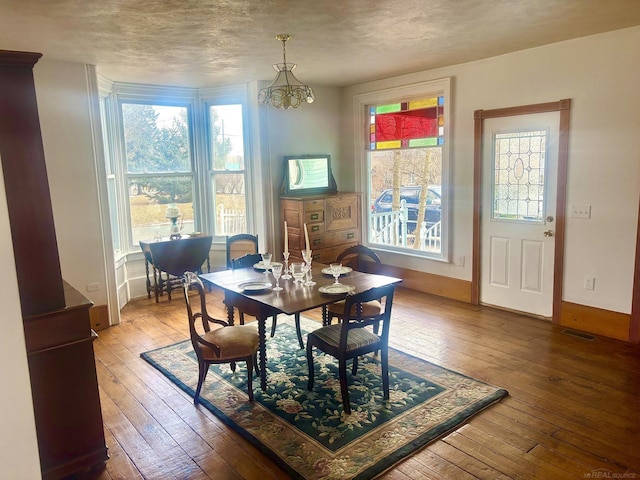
[[238, 281, 272, 293], [321, 266, 353, 276], [318, 284, 355, 295], [253, 262, 270, 271]]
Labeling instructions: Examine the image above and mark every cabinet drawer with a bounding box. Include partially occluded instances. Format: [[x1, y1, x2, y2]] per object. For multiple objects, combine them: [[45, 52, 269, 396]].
[[303, 198, 324, 212], [304, 211, 324, 223], [307, 222, 325, 235], [310, 229, 360, 249]]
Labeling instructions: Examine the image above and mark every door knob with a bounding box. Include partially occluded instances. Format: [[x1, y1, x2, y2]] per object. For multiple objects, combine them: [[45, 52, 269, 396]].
[[543, 230, 554, 237]]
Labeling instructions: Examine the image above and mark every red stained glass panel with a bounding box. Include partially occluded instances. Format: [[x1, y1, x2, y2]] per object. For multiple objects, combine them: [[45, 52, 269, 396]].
[[374, 108, 438, 142]]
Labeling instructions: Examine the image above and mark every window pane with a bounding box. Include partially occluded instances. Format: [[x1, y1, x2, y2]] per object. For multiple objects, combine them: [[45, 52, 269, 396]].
[[122, 104, 191, 174], [212, 173, 246, 235], [369, 148, 442, 253], [210, 104, 244, 170], [128, 176, 194, 244], [209, 104, 247, 236]]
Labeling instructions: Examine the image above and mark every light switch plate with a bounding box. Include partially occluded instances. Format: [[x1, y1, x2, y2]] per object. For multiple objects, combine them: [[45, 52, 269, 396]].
[[571, 204, 591, 219]]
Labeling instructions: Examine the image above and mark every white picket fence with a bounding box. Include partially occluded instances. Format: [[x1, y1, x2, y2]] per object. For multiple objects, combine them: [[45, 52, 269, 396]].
[[217, 204, 246, 235]]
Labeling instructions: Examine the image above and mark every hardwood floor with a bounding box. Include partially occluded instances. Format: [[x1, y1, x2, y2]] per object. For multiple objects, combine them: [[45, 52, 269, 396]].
[[81, 286, 640, 479]]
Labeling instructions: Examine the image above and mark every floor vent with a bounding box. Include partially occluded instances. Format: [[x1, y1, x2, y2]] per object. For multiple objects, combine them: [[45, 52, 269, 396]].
[[561, 329, 596, 341]]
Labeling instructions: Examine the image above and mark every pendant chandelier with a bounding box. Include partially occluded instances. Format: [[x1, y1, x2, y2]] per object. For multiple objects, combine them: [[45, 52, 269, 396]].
[[258, 34, 315, 110]]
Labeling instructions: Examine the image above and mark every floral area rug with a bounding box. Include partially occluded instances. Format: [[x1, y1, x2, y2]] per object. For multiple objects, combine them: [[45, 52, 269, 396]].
[[141, 316, 508, 480]]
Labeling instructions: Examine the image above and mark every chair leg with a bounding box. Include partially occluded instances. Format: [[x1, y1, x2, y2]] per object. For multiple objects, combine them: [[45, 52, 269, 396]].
[[253, 353, 259, 376], [306, 339, 315, 390], [338, 359, 351, 414], [245, 356, 255, 402], [294, 313, 304, 349], [351, 356, 359, 376], [381, 348, 389, 400], [270, 314, 278, 337], [239, 310, 245, 325], [194, 361, 209, 405]]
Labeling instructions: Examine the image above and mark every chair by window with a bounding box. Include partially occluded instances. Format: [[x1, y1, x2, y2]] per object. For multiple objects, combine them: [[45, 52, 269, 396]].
[[226, 234, 259, 269], [324, 245, 383, 326], [306, 284, 396, 414], [230, 253, 262, 269], [183, 272, 259, 404]]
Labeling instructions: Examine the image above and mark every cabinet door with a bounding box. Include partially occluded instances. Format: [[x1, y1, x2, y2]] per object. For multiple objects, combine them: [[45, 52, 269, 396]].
[[325, 195, 359, 231]]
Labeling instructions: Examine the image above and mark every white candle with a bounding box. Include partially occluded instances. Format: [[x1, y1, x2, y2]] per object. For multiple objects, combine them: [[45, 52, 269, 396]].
[[284, 221, 289, 254], [304, 223, 310, 253]]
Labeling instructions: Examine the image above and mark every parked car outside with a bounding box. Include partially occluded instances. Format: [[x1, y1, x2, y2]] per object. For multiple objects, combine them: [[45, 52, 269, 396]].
[[371, 186, 441, 233]]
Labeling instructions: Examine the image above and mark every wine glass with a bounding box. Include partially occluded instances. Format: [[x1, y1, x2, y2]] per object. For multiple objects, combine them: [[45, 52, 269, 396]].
[[301, 250, 315, 286], [270, 262, 283, 291], [290, 262, 305, 284], [329, 262, 343, 284], [261, 253, 272, 279]]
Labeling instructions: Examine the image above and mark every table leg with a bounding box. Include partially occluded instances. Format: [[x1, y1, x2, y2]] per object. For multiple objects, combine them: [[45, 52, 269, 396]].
[[144, 258, 151, 299], [153, 266, 160, 303], [258, 315, 267, 391]]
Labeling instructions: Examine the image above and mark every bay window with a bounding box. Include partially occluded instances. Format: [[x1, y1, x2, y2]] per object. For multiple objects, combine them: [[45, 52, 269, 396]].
[[99, 82, 250, 254]]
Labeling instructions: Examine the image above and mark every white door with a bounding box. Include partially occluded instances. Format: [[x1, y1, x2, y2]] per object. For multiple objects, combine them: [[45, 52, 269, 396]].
[[480, 112, 559, 317]]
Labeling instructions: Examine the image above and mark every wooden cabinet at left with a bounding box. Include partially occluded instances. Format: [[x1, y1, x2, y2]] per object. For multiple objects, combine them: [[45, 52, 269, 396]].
[[23, 282, 108, 479]]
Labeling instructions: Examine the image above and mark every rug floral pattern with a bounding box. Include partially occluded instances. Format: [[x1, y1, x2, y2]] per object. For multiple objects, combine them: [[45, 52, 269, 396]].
[[141, 316, 508, 480]]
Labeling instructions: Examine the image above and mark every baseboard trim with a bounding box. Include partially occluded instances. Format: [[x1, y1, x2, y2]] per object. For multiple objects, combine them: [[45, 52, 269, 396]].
[[370, 263, 472, 303], [560, 301, 630, 342]]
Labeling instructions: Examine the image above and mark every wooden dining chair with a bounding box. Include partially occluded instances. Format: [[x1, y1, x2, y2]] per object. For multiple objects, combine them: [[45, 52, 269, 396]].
[[183, 272, 259, 404], [306, 284, 396, 414], [230, 253, 262, 269], [324, 245, 383, 326], [226, 234, 259, 269]]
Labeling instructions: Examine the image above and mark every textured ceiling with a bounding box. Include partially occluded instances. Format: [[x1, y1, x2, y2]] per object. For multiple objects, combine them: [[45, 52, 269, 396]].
[[0, 0, 639, 88]]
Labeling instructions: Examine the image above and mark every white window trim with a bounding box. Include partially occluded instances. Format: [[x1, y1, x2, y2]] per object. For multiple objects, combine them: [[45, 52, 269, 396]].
[[98, 80, 257, 254], [353, 77, 451, 262]]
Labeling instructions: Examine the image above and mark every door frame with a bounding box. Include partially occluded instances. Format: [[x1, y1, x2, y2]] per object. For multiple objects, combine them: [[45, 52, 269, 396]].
[[630, 197, 640, 344], [472, 99, 571, 324]]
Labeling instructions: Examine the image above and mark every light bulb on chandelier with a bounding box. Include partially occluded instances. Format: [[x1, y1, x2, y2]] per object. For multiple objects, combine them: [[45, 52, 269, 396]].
[[258, 34, 315, 109]]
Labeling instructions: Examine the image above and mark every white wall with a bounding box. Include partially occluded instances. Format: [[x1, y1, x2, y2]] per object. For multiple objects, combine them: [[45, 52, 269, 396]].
[[33, 60, 111, 308], [342, 26, 640, 314], [260, 84, 342, 256], [0, 161, 42, 478]]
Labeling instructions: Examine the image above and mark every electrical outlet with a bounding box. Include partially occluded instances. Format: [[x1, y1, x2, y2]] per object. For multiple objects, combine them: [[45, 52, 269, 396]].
[[86, 282, 100, 292], [584, 277, 595, 291], [456, 256, 465, 267], [572, 204, 591, 219]]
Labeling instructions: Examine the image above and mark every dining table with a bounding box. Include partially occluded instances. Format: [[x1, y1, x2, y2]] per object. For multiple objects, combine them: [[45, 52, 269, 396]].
[[199, 262, 402, 391]]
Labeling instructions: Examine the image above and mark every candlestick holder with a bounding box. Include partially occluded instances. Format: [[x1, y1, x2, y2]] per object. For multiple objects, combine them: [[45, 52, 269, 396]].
[[282, 251, 292, 279], [302, 249, 316, 286]]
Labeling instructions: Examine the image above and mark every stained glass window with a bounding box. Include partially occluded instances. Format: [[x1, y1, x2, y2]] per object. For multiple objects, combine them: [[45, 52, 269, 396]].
[[492, 130, 547, 222], [368, 96, 444, 150]]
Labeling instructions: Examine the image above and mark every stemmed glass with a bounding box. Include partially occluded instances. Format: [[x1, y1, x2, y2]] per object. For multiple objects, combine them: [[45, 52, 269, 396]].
[[270, 262, 283, 291], [261, 253, 272, 280], [301, 250, 315, 286], [329, 262, 343, 284], [290, 262, 305, 284], [282, 251, 291, 279]]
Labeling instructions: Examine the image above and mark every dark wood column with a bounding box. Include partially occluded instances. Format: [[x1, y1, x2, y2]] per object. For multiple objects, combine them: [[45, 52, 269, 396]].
[[0, 50, 65, 317], [0, 50, 108, 479]]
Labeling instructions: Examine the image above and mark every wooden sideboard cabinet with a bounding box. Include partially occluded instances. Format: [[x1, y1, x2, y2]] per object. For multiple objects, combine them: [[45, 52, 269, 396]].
[[281, 192, 361, 263], [23, 282, 108, 479]]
